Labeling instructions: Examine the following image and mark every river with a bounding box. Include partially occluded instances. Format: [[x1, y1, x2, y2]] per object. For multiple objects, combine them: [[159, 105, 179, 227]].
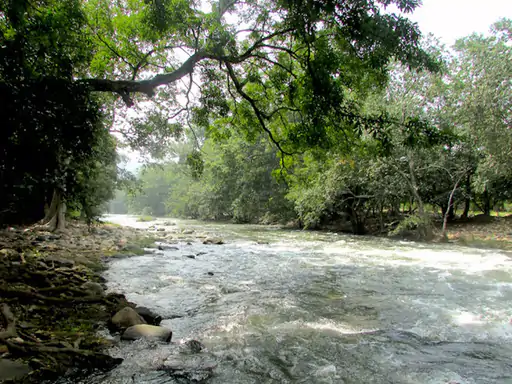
[[86, 215, 512, 384]]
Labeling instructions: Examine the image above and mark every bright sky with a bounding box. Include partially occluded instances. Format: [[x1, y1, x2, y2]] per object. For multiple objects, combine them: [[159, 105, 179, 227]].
[[407, 0, 512, 46], [120, 0, 511, 172]]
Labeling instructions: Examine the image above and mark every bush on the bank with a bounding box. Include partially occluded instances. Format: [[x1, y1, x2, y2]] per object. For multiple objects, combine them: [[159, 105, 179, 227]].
[[389, 215, 434, 240]]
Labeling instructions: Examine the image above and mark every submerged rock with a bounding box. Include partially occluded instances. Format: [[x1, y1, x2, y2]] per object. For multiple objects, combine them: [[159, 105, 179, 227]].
[[0, 359, 31, 381], [121, 324, 172, 342], [135, 306, 162, 326], [111, 307, 146, 331], [185, 254, 196, 259], [183, 339, 205, 354], [160, 354, 216, 381], [203, 237, 224, 245]]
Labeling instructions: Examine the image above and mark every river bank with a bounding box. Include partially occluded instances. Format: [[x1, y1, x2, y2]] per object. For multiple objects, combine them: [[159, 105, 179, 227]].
[[0, 220, 159, 383]]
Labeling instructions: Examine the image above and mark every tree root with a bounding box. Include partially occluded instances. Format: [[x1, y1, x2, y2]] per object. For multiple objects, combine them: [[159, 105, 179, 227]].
[[0, 286, 105, 305], [0, 302, 123, 377], [0, 303, 17, 340]]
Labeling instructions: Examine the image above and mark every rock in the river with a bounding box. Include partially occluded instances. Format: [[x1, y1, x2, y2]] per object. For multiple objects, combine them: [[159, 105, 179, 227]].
[[81, 281, 104, 296], [203, 237, 224, 245], [182, 229, 194, 234], [185, 254, 195, 259], [135, 307, 162, 326], [0, 359, 31, 381], [158, 245, 179, 251], [157, 228, 166, 232], [111, 307, 146, 331], [183, 339, 205, 353], [207, 272, 214, 276], [160, 355, 216, 381], [121, 324, 172, 342]]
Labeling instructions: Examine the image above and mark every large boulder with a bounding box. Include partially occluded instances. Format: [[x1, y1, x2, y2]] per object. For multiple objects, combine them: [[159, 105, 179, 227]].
[[135, 307, 162, 326], [111, 307, 146, 331], [121, 324, 172, 342]]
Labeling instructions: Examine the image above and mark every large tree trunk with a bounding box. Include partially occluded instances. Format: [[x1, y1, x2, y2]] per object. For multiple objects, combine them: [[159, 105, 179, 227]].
[[40, 189, 66, 232], [483, 187, 491, 216], [461, 174, 471, 219]]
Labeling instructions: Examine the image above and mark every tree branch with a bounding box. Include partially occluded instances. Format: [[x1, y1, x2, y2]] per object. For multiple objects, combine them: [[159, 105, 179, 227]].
[[79, 29, 294, 106], [225, 62, 291, 156]]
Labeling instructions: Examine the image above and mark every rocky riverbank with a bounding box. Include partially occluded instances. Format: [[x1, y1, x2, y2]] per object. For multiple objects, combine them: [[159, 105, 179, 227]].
[[0, 220, 162, 383]]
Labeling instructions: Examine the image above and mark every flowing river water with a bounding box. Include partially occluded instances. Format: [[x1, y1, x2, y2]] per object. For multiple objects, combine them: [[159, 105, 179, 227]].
[[86, 215, 512, 384]]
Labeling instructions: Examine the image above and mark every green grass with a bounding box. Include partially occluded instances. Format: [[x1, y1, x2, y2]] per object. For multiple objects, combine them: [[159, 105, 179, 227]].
[[456, 235, 512, 250], [102, 221, 122, 227], [137, 215, 155, 222]]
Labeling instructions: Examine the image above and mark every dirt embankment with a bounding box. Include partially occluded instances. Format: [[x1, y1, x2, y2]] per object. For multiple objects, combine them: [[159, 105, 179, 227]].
[[445, 215, 512, 250], [0, 221, 157, 383]]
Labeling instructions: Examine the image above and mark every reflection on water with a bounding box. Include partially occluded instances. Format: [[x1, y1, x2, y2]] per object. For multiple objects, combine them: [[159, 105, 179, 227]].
[[85, 215, 512, 383]]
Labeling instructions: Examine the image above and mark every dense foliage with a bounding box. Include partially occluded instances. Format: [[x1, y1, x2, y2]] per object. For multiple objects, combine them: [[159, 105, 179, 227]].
[[117, 19, 511, 240]]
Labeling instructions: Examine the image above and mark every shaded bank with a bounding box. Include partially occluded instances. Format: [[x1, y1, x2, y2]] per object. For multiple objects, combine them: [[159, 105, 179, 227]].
[[0, 221, 157, 383]]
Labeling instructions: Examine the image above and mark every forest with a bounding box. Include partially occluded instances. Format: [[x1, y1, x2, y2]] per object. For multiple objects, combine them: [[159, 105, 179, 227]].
[[112, 20, 512, 241], [1, 0, 511, 241]]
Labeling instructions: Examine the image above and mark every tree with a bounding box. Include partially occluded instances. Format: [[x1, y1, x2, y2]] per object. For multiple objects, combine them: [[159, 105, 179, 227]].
[[78, 0, 437, 156], [451, 19, 512, 215]]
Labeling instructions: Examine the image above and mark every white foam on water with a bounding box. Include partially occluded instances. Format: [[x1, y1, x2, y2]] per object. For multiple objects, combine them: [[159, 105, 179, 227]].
[[319, 242, 512, 275]]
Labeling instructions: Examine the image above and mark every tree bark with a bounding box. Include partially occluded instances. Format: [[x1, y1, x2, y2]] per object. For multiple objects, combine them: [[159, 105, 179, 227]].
[[483, 187, 491, 216], [442, 179, 461, 240], [461, 174, 471, 219], [39, 189, 66, 232]]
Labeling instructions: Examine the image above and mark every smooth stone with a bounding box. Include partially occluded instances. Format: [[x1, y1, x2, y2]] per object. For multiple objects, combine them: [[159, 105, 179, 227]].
[[111, 307, 146, 330], [121, 324, 172, 342], [135, 307, 162, 326], [0, 359, 31, 381]]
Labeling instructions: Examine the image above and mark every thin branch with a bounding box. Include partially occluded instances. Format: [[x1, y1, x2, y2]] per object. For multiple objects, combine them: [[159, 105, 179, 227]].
[[95, 33, 135, 73], [224, 62, 291, 156]]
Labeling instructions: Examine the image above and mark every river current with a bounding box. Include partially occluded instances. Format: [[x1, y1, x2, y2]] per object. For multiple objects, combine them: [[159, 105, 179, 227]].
[[86, 215, 512, 384]]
